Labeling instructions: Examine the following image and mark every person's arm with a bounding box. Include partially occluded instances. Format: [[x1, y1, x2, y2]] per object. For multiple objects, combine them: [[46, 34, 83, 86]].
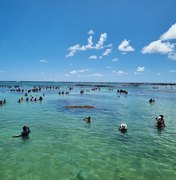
[[12, 134, 22, 138], [28, 128, 31, 133]]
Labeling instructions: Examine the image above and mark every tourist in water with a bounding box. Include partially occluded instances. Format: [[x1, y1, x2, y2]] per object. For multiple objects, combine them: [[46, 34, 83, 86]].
[[119, 123, 127, 133], [39, 96, 43, 101], [0, 99, 6, 106], [83, 116, 91, 123], [12, 126, 31, 138], [156, 115, 165, 128], [149, 98, 155, 103]]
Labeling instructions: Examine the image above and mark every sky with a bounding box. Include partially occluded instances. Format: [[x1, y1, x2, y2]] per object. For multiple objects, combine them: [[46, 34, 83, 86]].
[[0, 0, 176, 82]]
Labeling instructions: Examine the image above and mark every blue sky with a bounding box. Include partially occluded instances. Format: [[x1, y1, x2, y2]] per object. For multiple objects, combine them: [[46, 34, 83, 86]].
[[0, 0, 176, 82]]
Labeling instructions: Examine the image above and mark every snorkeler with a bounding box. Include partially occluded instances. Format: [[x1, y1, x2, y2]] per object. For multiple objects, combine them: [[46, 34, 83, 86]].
[[12, 126, 31, 138]]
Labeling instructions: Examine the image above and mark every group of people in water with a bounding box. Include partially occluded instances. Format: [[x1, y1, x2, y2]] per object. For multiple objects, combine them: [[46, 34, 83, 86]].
[[148, 99, 166, 128], [118, 114, 166, 133], [13, 114, 166, 139], [8, 87, 166, 138], [18, 96, 43, 103], [58, 91, 69, 95], [12, 117, 91, 139]]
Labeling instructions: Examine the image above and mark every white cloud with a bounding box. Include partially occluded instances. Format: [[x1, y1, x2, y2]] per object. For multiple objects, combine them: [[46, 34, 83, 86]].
[[85, 36, 93, 49], [69, 70, 77, 74], [65, 36, 94, 58], [112, 70, 128, 76], [66, 32, 109, 57], [88, 73, 103, 77], [161, 23, 176, 40], [66, 44, 81, 57], [169, 69, 176, 73], [107, 66, 112, 69], [168, 51, 176, 60], [77, 69, 89, 73], [112, 58, 118, 62], [69, 69, 89, 75], [66, 51, 75, 58], [141, 40, 174, 54], [99, 48, 112, 59], [118, 39, 135, 52], [39, 59, 47, 63], [137, 66, 145, 72], [89, 55, 98, 59], [102, 48, 112, 56], [134, 66, 145, 75], [95, 33, 107, 49], [142, 23, 176, 60], [88, 29, 95, 35]]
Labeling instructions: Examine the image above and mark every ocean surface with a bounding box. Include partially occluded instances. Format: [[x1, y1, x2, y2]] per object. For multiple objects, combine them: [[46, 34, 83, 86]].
[[0, 81, 176, 180]]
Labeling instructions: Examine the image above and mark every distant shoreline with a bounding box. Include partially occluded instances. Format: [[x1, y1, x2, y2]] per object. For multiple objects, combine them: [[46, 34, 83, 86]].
[[0, 81, 176, 88], [0, 81, 176, 84]]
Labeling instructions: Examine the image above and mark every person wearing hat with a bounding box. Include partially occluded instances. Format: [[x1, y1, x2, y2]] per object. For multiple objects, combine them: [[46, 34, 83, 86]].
[[156, 115, 166, 128], [119, 123, 127, 133]]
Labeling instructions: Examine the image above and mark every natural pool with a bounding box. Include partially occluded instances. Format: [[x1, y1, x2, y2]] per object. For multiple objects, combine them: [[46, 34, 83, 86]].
[[0, 82, 176, 180]]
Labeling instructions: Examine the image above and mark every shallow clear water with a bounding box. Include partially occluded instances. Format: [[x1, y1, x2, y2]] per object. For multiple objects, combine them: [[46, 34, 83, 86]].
[[0, 82, 176, 180]]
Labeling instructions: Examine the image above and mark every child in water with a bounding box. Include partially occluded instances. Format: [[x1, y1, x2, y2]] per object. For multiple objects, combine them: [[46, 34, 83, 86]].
[[12, 126, 31, 138]]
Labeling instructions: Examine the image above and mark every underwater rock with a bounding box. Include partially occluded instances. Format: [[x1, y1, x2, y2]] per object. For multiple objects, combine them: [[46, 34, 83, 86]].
[[77, 170, 89, 180]]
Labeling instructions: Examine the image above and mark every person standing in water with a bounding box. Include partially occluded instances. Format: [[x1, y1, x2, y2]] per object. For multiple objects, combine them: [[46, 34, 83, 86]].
[[156, 115, 166, 128], [83, 116, 91, 123], [12, 126, 31, 139]]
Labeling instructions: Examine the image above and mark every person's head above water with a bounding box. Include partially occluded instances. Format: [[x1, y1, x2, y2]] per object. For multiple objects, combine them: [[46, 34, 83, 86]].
[[23, 126, 28, 131], [23, 125, 30, 130]]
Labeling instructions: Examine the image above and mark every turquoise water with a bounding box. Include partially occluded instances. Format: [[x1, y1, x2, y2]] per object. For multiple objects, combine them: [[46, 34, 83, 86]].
[[0, 82, 176, 180]]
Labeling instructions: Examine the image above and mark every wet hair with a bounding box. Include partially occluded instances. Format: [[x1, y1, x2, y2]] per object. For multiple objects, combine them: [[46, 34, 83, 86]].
[[23, 126, 27, 131]]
